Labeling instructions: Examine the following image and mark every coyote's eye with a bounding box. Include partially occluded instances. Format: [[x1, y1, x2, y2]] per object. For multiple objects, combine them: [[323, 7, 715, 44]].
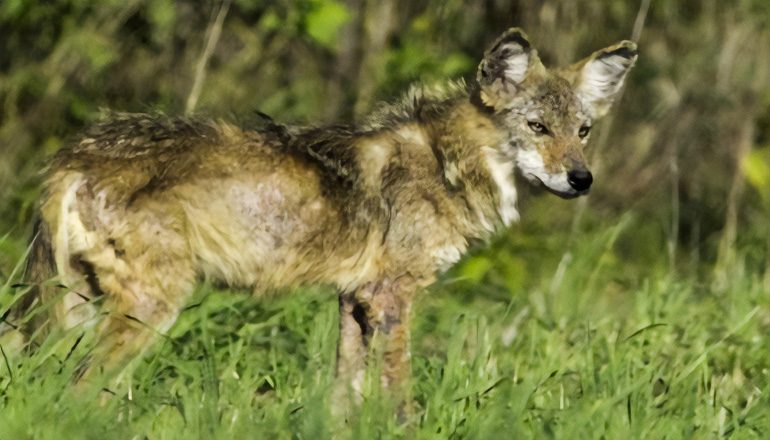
[[527, 121, 548, 134], [578, 126, 591, 138]]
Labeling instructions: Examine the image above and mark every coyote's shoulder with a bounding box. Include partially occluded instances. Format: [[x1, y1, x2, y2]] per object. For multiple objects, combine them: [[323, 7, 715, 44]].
[[14, 28, 637, 397]]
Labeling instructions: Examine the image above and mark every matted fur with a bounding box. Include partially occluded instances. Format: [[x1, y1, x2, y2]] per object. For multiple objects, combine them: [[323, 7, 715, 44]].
[[12, 28, 637, 400]]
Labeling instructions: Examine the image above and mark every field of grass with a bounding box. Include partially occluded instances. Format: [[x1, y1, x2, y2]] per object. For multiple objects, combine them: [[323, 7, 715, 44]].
[[1, 203, 767, 440]]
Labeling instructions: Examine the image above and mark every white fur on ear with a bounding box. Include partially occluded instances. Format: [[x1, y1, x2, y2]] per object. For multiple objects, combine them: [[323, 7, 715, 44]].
[[477, 28, 545, 109], [576, 42, 638, 118], [499, 43, 531, 84]]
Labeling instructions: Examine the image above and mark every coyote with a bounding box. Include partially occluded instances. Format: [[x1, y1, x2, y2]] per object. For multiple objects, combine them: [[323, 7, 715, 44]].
[[11, 29, 636, 398]]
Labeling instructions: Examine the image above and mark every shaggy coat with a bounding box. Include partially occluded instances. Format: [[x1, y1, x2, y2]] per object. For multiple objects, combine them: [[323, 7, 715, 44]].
[[12, 28, 637, 398]]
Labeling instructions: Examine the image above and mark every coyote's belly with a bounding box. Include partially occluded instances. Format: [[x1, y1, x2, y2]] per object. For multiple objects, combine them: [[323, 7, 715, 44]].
[[177, 175, 349, 289]]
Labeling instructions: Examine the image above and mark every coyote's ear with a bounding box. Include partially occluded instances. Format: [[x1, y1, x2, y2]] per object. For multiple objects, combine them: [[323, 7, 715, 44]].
[[569, 41, 638, 119], [477, 28, 546, 110]]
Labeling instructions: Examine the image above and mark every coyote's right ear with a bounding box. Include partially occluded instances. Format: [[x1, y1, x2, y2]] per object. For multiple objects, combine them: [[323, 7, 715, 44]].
[[477, 28, 546, 110]]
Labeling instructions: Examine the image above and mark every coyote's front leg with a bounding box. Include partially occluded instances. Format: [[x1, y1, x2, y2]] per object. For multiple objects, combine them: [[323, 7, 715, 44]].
[[337, 277, 417, 406]]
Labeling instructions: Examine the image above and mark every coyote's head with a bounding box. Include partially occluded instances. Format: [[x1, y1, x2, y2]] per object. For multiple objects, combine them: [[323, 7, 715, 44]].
[[477, 28, 637, 198]]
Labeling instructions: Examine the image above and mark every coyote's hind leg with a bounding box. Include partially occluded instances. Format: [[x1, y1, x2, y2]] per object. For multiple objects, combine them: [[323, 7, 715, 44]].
[[80, 275, 194, 385], [67, 214, 197, 388]]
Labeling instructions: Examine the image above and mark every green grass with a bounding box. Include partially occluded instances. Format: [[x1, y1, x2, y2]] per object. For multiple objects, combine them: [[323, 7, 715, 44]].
[[0, 210, 768, 440]]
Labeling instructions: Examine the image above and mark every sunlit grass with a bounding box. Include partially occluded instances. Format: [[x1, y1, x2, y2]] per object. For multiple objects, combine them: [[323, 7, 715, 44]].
[[0, 213, 768, 439]]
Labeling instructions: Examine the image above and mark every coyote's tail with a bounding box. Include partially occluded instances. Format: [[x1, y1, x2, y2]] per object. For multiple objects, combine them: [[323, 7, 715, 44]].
[[5, 219, 57, 333]]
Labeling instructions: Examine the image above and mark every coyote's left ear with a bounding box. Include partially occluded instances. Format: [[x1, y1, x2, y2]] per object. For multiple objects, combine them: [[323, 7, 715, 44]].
[[477, 28, 546, 110], [569, 41, 638, 119]]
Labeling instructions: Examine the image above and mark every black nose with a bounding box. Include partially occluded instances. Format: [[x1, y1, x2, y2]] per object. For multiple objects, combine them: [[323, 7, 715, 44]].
[[567, 170, 593, 191]]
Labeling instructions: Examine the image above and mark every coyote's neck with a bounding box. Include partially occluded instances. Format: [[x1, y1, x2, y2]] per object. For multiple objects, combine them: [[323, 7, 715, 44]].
[[428, 99, 520, 237], [360, 85, 519, 239]]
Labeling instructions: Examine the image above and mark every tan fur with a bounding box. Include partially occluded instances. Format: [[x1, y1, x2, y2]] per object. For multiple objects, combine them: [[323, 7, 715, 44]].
[[16, 29, 637, 400]]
